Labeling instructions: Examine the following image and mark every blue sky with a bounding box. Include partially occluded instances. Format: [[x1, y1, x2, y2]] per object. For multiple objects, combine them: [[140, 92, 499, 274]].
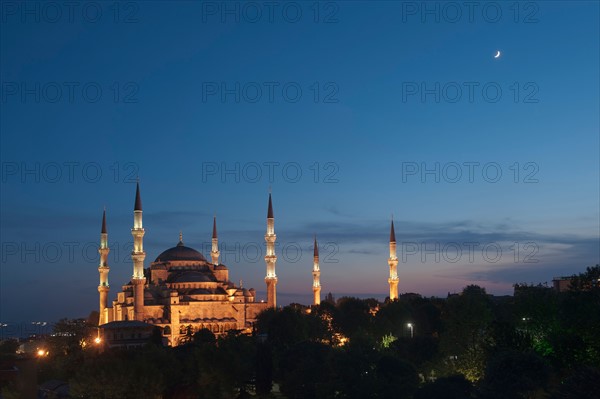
[[1, 1, 599, 323]]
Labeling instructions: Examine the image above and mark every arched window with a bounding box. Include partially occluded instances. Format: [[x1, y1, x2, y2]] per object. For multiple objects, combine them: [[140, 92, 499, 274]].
[[163, 326, 171, 335]]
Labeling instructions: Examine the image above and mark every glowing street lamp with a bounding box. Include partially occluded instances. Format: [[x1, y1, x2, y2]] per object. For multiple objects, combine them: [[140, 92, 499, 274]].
[[407, 323, 414, 338]]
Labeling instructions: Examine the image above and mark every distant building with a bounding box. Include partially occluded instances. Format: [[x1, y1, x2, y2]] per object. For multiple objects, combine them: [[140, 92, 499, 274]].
[[512, 285, 545, 299], [552, 276, 573, 292], [17, 340, 39, 355], [99, 321, 158, 349]]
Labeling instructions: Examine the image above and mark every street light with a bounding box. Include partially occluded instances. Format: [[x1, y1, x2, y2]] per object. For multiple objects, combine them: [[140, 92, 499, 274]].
[[407, 323, 414, 338]]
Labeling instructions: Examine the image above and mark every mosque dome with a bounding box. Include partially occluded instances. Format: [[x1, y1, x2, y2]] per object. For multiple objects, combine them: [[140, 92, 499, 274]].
[[155, 236, 207, 263]]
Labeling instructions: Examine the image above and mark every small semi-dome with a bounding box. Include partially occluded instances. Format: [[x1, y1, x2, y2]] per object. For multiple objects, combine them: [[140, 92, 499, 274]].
[[155, 236, 207, 263]]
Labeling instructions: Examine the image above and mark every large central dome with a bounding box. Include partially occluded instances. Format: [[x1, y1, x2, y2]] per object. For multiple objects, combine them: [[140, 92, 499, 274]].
[[155, 239, 207, 263]]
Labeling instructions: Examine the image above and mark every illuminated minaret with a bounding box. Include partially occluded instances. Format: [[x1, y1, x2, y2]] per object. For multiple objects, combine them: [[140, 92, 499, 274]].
[[312, 236, 321, 306], [98, 209, 110, 325], [131, 182, 146, 321], [264, 193, 278, 308], [211, 215, 220, 265], [388, 218, 399, 300]]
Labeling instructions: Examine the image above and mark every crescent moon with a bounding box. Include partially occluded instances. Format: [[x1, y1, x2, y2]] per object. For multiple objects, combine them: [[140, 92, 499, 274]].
[[494, 50, 501, 58]]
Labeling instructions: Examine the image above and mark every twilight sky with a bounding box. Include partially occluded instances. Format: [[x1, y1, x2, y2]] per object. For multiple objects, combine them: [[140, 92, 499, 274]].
[[1, 1, 599, 324]]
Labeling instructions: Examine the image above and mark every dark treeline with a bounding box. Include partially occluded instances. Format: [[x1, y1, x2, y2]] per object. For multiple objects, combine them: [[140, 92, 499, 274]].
[[2, 265, 599, 399]]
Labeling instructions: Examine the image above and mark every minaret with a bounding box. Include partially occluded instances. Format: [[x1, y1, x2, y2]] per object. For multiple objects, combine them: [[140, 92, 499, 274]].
[[131, 182, 146, 321], [211, 216, 220, 265], [98, 209, 110, 325], [388, 218, 399, 300], [264, 193, 278, 308], [312, 236, 321, 306]]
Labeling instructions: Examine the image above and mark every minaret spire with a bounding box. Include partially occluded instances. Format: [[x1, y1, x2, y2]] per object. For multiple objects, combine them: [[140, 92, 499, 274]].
[[388, 217, 399, 300], [101, 207, 107, 234], [312, 236, 321, 306], [211, 215, 220, 266], [131, 182, 146, 321], [264, 193, 278, 308], [134, 181, 142, 211], [267, 192, 274, 219], [98, 209, 110, 325]]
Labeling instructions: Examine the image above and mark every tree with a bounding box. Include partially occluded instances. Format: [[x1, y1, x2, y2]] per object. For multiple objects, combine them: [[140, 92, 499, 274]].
[[414, 375, 474, 399], [374, 300, 412, 340], [479, 350, 550, 399], [70, 349, 165, 398], [279, 341, 336, 399], [555, 276, 600, 369], [513, 283, 560, 357], [389, 335, 438, 368], [149, 326, 164, 346], [375, 355, 419, 399], [87, 310, 100, 326], [553, 367, 600, 399], [255, 307, 278, 335], [569, 265, 600, 291], [0, 339, 19, 360], [255, 342, 273, 396], [264, 307, 311, 349], [0, 339, 20, 397], [334, 297, 372, 339], [440, 285, 493, 382], [483, 321, 533, 356], [334, 332, 379, 399], [48, 318, 95, 355], [193, 331, 257, 399], [192, 328, 216, 346]]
